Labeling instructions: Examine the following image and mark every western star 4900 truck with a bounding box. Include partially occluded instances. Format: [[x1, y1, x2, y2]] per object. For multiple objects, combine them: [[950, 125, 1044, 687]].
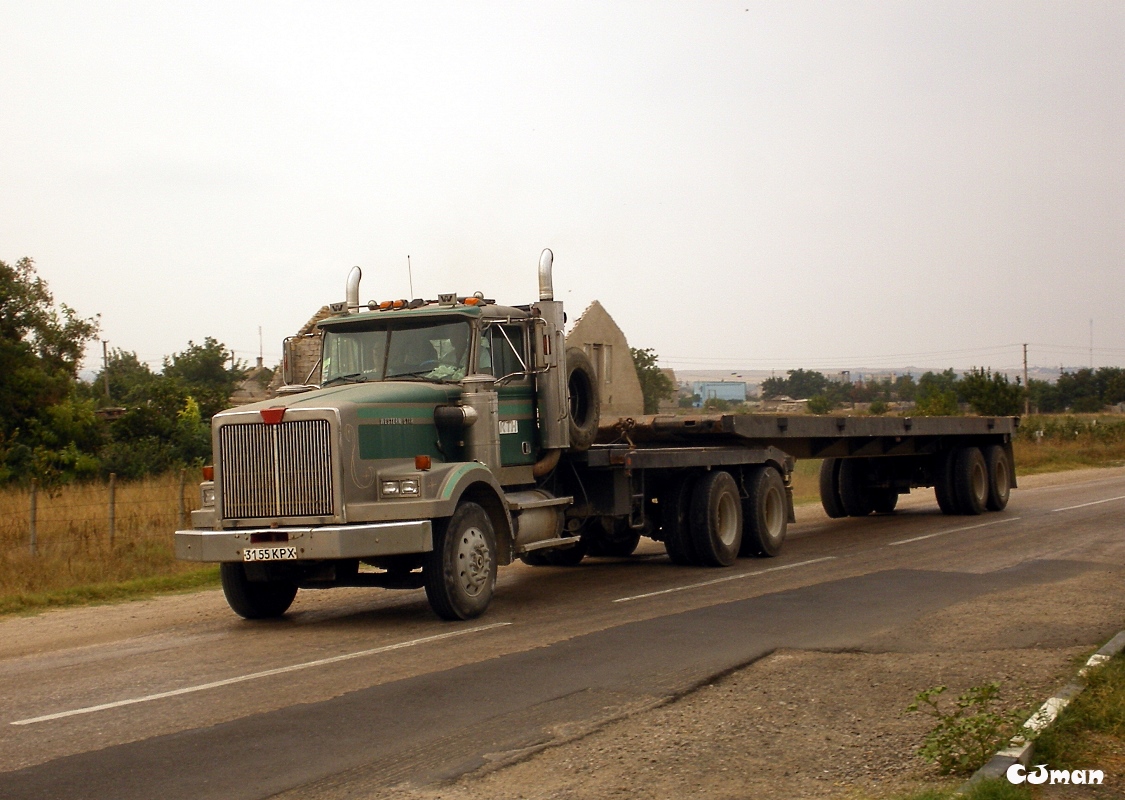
[[176, 250, 1018, 621]]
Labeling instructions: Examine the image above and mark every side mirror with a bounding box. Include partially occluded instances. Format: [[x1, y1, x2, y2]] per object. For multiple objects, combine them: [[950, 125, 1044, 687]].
[[281, 336, 297, 385]]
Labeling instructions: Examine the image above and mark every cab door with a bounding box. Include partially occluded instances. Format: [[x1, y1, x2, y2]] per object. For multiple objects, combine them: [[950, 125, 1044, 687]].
[[479, 322, 538, 466]]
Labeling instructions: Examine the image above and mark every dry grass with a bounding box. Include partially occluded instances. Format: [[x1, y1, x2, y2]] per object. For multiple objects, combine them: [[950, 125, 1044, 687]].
[[0, 471, 215, 612]]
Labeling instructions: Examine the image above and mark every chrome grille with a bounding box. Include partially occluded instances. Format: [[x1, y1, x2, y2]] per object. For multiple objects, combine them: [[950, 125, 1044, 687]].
[[218, 419, 334, 519]]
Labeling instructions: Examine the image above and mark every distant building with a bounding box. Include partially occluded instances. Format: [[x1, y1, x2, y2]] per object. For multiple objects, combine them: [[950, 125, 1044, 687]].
[[230, 357, 273, 406], [692, 381, 746, 407], [566, 300, 645, 418]]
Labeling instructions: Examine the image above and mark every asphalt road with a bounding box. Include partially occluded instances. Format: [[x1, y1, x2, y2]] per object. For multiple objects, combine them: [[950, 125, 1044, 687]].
[[2, 467, 1124, 800]]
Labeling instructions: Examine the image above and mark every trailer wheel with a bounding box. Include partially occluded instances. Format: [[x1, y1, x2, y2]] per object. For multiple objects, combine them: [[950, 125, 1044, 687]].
[[424, 502, 498, 620], [871, 489, 899, 514], [565, 347, 600, 452], [952, 447, 988, 516], [818, 458, 847, 518], [838, 459, 875, 517], [659, 474, 699, 566], [932, 449, 958, 515], [220, 563, 298, 620], [689, 470, 743, 567], [740, 466, 787, 557], [983, 445, 1011, 511]]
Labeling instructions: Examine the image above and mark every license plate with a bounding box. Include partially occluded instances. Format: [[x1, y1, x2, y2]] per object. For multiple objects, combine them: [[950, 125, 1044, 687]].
[[242, 546, 298, 562]]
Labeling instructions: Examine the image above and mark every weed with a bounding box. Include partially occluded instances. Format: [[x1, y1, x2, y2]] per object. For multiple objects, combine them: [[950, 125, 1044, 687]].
[[907, 683, 1025, 775], [1034, 653, 1125, 768]]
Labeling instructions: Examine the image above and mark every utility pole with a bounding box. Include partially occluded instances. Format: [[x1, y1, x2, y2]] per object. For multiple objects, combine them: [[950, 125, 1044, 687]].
[[1022, 343, 1029, 416], [102, 340, 110, 400], [1090, 319, 1094, 369]]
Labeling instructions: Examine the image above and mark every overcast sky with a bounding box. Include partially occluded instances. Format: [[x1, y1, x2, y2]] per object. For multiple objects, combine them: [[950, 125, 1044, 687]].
[[3, 1, 1123, 377]]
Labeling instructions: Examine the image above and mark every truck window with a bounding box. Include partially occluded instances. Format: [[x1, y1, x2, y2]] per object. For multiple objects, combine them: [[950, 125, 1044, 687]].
[[322, 319, 470, 384], [479, 324, 526, 379]]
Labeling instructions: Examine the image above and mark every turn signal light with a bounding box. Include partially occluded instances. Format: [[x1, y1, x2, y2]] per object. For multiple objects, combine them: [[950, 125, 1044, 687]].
[[202, 465, 214, 481], [415, 455, 432, 470]]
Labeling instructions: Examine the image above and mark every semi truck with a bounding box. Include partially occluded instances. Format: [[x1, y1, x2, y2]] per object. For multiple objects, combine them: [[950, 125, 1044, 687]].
[[175, 250, 1018, 621]]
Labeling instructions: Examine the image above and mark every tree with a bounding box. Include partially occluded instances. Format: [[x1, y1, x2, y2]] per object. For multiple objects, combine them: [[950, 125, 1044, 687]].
[[630, 348, 675, 414], [163, 337, 246, 419], [0, 257, 99, 483], [959, 368, 1023, 416], [760, 369, 829, 400]]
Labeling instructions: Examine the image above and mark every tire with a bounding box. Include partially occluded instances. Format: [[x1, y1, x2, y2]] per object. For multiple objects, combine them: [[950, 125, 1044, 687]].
[[564, 347, 600, 451], [424, 502, 498, 620], [933, 449, 958, 515], [220, 563, 298, 619], [871, 489, 899, 514], [837, 459, 875, 517], [587, 517, 642, 558], [952, 446, 988, 516], [520, 539, 588, 566], [818, 458, 847, 518], [740, 466, 787, 557], [659, 474, 699, 566], [984, 444, 1012, 511], [689, 470, 743, 567]]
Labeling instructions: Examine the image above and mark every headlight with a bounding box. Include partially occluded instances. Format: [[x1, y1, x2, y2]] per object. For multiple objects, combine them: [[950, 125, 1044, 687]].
[[400, 479, 419, 495], [201, 483, 215, 508], [381, 480, 400, 496]]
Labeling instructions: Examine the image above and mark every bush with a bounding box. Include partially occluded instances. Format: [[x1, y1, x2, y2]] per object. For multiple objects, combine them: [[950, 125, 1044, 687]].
[[907, 683, 1025, 775]]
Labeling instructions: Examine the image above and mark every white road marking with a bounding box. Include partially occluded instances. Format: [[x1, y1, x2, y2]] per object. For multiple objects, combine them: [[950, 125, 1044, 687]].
[[612, 557, 836, 604], [10, 622, 511, 727], [1051, 494, 1125, 513], [887, 516, 1021, 547]]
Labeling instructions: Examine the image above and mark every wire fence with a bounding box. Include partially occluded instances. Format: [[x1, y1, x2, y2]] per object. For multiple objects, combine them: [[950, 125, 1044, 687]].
[[0, 471, 202, 559]]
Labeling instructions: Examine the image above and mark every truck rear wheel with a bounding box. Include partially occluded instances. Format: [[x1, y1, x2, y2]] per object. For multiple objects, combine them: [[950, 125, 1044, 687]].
[[952, 446, 988, 516], [220, 563, 298, 619], [689, 470, 742, 566], [520, 539, 587, 566], [933, 449, 958, 515], [740, 465, 787, 557], [424, 502, 498, 620], [818, 458, 847, 519], [588, 517, 642, 558], [872, 489, 899, 514], [565, 347, 600, 451], [838, 459, 875, 517], [659, 474, 699, 566], [984, 444, 1011, 511]]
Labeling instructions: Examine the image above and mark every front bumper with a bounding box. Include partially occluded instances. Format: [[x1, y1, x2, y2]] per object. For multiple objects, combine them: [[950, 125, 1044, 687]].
[[174, 520, 433, 563]]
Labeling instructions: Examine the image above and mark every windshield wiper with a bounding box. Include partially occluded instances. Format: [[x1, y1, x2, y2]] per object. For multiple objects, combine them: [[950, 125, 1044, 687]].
[[322, 372, 367, 387]]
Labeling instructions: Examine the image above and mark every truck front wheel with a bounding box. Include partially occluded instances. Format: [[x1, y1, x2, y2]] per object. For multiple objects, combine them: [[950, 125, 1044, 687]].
[[220, 563, 298, 619], [689, 470, 743, 566], [424, 502, 498, 620], [740, 465, 787, 557]]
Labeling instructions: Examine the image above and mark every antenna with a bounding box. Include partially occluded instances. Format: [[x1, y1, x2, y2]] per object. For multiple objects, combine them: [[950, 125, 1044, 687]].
[[407, 255, 414, 299]]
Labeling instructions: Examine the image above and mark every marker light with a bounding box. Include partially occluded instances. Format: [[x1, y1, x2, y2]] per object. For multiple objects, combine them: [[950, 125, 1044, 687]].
[[202, 465, 215, 481], [415, 455, 432, 470]]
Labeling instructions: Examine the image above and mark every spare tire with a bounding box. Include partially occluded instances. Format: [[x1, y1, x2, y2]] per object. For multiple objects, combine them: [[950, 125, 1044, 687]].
[[565, 347, 600, 451]]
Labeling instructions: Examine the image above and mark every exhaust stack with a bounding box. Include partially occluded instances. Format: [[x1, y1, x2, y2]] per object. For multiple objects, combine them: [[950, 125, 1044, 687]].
[[538, 249, 554, 301], [346, 266, 362, 313]]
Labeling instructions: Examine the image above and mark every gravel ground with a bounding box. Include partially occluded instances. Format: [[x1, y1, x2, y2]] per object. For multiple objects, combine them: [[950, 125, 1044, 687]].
[[370, 563, 1125, 800]]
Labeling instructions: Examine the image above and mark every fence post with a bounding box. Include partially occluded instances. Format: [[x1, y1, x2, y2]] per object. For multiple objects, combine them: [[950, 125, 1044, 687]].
[[108, 472, 116, 546], [178, 468, 187, 530], [29, 480, 38, 556]]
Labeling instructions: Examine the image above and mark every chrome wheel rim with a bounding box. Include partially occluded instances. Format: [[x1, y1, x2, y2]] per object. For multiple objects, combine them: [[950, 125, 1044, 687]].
[[764, 486, 784, 541], [716, 491, 739, 547], [971, 461, 988, 503], [456, 526, 492, 597]]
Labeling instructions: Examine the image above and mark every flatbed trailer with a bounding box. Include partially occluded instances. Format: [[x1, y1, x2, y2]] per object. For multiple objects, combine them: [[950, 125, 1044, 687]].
[[176, 250, 1020, 621]]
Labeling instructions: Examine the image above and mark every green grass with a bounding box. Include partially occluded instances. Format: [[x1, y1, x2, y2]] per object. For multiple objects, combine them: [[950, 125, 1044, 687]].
[[0, 565, 220, 616], [1033, 653, 1125, 769], [880, 778, 1031, 800]]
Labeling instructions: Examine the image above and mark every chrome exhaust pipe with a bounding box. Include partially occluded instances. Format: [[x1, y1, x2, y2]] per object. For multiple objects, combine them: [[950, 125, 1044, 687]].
[[538, 249, 554, 301], [346, 266, 362, 313]]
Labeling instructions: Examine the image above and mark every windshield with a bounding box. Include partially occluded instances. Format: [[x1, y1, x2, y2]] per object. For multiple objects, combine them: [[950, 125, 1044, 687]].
[[321, 319, 471, 385]]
